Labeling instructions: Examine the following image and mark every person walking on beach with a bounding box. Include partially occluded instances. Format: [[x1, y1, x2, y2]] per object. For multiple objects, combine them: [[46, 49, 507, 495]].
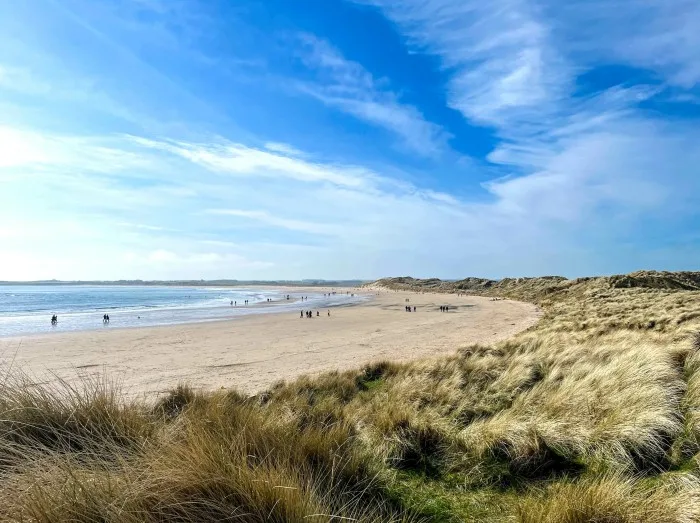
[[328, 310, 330, 317], [301, 310, 304, 318]]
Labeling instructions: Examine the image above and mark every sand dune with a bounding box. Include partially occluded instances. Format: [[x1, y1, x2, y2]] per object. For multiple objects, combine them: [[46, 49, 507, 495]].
[[0, 290, 540, 397]]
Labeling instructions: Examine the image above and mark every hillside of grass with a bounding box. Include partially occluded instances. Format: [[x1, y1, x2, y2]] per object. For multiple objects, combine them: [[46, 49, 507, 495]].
[[3, 270, 700, 521]]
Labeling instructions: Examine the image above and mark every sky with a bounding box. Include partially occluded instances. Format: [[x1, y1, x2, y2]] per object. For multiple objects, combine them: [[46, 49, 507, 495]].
[[1, 0, 699, 281]]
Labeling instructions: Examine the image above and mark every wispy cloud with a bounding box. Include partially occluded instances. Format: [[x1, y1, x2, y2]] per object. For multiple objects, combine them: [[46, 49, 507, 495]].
[[264, 142, 306, 157], [358, 0, 699, 135], [295, 34, 451, 157], [116, 222, 174, 232], [550, 0, 700, 89], [355, 0, 570, 130], [205, 209, 338, 235], [131, 135, 375, 188], [0, 126, 153, 171]]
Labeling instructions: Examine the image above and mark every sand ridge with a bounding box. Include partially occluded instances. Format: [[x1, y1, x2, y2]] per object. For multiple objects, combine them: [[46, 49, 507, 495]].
[[0, 290, 541, 397]]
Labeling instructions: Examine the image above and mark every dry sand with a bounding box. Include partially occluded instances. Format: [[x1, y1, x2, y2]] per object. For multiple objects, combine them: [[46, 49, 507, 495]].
[[0, 290, 540, 397]]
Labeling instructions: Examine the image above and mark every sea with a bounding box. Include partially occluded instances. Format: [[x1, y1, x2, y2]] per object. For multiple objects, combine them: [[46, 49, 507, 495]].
[[0, 285, 365, 337]]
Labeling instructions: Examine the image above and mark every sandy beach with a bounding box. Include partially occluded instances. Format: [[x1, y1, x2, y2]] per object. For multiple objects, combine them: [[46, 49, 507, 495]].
[[0, 290, 540, 397]]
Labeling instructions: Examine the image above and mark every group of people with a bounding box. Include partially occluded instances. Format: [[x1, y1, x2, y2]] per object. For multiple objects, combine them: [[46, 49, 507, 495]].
[[301, 310, 330, 318], [405, 305, 416, 312], [52, 313, 115, 326], [440, 305, 450, 312]]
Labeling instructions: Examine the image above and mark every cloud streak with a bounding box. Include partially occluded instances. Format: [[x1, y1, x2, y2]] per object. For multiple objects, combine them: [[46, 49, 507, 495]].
[[356, 0, 571, 130], [131, 135, 375, 188], [295, 34, 451, 157], [205, 209, 339, 235]]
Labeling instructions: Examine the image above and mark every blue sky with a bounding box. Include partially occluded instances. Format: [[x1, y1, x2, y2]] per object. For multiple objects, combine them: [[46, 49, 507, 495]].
[[1, 0, 699, 280]]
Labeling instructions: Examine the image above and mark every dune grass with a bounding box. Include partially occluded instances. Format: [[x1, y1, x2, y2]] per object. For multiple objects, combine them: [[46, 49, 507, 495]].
[[3, 270, 700, 521]]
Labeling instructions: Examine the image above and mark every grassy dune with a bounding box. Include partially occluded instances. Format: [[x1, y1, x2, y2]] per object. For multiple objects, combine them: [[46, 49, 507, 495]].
[[3, 270, 700, 521]]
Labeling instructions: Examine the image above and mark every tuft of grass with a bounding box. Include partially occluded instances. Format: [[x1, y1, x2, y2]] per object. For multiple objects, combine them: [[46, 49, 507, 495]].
[[0, 373, 154, 468], [516, 474, 700, 523], [0, 379, 418, 522], [153, 383, 201, 418]]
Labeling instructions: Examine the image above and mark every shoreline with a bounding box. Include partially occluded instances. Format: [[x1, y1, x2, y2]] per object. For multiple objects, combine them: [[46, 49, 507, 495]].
[[0, 288, 369, 342], [0, 281, 367, 288], [0, 285, 367, 340], [0, 290, 541, 396]]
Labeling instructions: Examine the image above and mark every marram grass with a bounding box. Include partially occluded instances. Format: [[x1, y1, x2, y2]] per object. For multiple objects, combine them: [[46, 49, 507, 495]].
[[3, 270, 700, 522]]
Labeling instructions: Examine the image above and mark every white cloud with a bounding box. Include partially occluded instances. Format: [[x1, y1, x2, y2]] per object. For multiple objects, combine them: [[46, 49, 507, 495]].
[[295, 34, 451, 157], [357, 0, 700, 137], [0, 126, 153, 171], [549, 0, 700, 89], [355, 0, 571, 129], [205, 209, 339, 235], [264, 142, 305, 157], [131, 136, 374, 188], [117, 222, 172, 232]]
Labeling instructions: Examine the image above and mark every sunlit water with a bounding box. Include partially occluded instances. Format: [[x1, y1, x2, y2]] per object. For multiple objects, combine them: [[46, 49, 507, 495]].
[[0, 285, 366, 337]]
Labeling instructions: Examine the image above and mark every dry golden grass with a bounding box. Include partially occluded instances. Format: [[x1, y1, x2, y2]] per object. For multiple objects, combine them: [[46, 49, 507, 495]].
[[3, 271, 700, 521], [516, 473, 700, 523], [0, 375, 416, 522]]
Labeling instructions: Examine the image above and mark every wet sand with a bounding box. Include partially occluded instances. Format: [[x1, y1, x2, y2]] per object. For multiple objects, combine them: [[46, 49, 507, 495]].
[[0, 290, 540, 397]]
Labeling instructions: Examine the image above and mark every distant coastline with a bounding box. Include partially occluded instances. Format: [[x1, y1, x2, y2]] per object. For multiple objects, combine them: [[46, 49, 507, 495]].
[[0, 279, 368, 287]]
